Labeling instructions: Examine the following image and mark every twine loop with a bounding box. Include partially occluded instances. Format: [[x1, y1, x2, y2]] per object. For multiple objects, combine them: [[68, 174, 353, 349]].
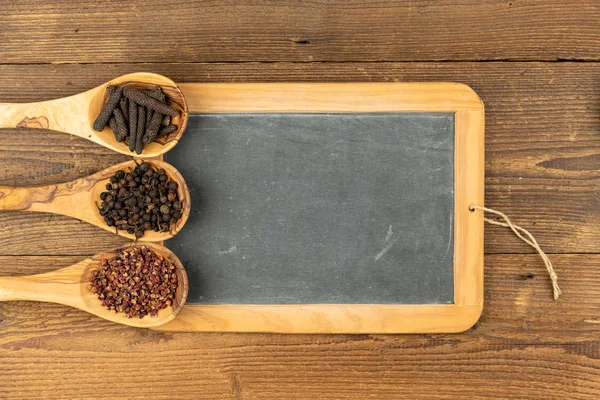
[[470, 205, 561, 300]]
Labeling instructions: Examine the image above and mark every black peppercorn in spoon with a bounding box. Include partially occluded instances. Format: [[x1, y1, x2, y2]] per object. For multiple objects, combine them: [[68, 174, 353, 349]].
[[0, 160, 191, 241], [0, 243, 188, 328], [0, 72, 188, 157]]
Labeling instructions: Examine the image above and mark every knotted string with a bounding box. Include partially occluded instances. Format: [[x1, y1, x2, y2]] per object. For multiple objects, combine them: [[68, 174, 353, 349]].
[[470, 205, 561, 300]]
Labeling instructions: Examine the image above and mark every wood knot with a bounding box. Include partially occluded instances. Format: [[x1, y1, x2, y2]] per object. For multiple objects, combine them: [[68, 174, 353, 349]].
[[518, 273, 535, 280], [17, 116, 49, 129], [292, 38, 310, 44]]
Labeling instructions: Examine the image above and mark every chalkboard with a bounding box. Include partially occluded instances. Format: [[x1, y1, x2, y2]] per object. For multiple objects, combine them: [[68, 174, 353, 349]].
[[165, 112, 455, 305]]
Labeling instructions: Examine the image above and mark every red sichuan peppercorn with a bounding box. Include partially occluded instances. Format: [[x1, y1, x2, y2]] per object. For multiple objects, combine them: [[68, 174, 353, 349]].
[[90, 246, 179, 318]]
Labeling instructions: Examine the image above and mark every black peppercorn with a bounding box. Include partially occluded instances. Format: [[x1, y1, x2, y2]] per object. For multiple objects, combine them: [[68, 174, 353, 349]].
[[98, 163, 184, 237]]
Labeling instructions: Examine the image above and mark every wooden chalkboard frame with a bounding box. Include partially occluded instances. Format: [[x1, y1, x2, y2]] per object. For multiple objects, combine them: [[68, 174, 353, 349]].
[[155, 83, 484, 333]]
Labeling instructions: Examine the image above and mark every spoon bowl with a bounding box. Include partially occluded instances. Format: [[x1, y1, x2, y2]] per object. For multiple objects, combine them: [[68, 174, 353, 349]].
[[0, 73, 189, 157], [0, 243, 188, 328], [0, 159, 191, 241]]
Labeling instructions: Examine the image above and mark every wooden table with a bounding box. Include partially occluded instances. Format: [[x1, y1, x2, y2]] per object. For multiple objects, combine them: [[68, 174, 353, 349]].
[[0, 1, 599, 398]]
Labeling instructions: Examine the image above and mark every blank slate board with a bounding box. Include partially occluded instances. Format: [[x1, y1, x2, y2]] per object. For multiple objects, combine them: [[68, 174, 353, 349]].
[[166, 113, 455, 304], [157, 82, 485, 334]]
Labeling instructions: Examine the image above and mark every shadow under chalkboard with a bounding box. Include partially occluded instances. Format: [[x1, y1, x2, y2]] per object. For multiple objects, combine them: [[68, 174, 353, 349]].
[[165, 113, 454, 305]]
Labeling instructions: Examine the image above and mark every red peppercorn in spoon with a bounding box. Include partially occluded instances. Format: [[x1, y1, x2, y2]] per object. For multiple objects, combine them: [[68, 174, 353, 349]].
[[0, 159, 191, 242], [0, 72, 188, 158], [0, 243, 188, 328]]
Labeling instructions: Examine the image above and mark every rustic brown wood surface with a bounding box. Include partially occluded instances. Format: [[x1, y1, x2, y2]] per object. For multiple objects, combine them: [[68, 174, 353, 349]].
[[0, 1, 599, 398]]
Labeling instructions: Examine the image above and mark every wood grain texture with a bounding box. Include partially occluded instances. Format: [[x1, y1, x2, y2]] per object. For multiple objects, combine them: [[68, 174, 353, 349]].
[[0, 256, 599, 399], [0, 62, 598, 255], [181, 82, 484, 112], [0, 338, 598, 400], [454, 110, 485, 306], [0, 58, 599, 396], [0, 0, 599, 63], [0, 0, 597, 397]]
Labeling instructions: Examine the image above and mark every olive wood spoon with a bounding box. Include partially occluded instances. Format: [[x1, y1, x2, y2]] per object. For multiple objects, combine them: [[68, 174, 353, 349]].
[[0, 243, 188, 328], [0, 72, 188, 157], [0, 160, 191, 241]]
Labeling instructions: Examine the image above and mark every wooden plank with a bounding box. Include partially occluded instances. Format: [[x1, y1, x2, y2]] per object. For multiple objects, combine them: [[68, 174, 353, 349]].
[[0, 62, 598, 255], [0, 254, 598, 342], [0, 336, 598, 400], [1, 1, 598, 63], [0, 257, 599, 400]]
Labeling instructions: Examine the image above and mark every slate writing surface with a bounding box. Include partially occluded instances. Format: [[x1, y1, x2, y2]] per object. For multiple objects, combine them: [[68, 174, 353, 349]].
[[165, 113, 455, 304]]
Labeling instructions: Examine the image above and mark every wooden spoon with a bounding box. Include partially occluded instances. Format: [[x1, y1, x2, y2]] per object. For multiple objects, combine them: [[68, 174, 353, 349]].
[[0, 72, 188, 157], [0, 159, 191, 241], [0, 243, 188, 328]]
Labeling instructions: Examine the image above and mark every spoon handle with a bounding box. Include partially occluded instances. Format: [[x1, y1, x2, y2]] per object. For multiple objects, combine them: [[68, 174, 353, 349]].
[[0, 185, 60, 211], [0, 184, 85, 213], [0, 92, 92, 139], [0, 175, 98, 220], [0, 268, 84, 308]]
